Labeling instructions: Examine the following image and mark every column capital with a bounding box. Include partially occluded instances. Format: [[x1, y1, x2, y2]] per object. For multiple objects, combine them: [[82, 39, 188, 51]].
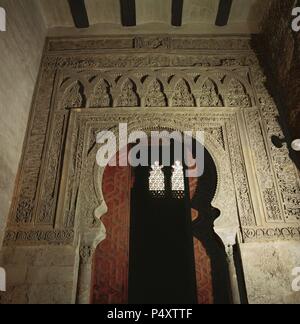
[[214, 226, 238, 247]]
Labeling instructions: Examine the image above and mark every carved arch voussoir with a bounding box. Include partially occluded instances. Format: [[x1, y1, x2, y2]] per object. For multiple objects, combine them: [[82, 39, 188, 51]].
[[59, 68, 256, 110]]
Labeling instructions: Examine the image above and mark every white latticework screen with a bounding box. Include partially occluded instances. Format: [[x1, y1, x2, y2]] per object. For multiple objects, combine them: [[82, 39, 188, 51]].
[[171, 161, 185, 199], [149, 162, 165, 195]]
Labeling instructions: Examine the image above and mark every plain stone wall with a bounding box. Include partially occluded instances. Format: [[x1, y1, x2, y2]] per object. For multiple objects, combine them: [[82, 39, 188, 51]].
[[240, 241, 300, 304], [0, 0, 46, 246], [0, 246, 78, 304]]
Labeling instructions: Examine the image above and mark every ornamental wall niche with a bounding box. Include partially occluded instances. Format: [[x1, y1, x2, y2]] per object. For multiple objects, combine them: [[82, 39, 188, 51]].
[[4, 35, 300, 252]]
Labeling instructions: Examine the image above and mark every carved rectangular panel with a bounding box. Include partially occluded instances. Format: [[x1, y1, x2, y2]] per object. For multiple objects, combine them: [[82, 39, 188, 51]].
[[4, 36, 300, 248]]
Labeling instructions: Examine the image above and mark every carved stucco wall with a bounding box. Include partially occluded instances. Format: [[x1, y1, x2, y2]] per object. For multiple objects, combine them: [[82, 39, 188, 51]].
[[0, 35, 299, 304]]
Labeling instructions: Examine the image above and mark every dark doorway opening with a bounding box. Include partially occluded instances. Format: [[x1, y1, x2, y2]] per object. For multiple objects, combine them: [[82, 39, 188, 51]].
[[128, 142, 197, 304], [92, 138, 232, 304]]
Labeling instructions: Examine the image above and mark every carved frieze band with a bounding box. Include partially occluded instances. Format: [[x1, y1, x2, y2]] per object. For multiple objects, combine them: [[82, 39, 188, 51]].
[[47, 36, 251, 52], [242, 227, 300, 242], [43, 53, 256, 72], [57, 68, 253, 110], [4, 229, 74, 245]]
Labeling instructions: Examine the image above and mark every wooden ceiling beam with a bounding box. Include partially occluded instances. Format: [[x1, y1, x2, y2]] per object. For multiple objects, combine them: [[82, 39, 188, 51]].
[[120, 0, 136, 27], [172, 0, 184, 27], [215, 0, 233, 26], [68, 0, 89, 29]]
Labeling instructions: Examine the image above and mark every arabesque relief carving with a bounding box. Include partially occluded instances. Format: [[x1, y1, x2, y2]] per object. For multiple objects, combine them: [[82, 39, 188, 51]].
[[4, 35, 300, 248], [56, 68, 252, 110]]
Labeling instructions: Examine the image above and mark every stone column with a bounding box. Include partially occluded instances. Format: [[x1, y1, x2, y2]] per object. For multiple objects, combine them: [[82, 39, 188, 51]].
[[76, 245, 94, 304], [75, 227, 106, 304], [225, 244, 241, 305], [214, 227, 241, 304]]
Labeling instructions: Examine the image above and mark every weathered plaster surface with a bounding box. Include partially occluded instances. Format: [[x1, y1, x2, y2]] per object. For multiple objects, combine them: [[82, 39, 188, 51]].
[[241, 242, 300, 304], [0, 246, 78, 304], [0, 0, 46, 247]]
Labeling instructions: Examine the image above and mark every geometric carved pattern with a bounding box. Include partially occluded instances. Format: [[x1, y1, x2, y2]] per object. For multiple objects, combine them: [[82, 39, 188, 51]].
[[15, 198, 33, 224]]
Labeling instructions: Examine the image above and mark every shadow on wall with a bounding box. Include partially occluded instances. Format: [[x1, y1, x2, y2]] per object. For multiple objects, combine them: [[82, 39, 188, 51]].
[[190, 148, 232, 304], [241, 0, 272, 32]]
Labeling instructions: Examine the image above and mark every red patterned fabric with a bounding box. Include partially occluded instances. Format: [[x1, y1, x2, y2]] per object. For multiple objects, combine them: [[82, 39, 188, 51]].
[[193, 238, 214, 304], [189, 176, 199, 222], [91, 160, 131, 304], [188, 173, 214, 305]]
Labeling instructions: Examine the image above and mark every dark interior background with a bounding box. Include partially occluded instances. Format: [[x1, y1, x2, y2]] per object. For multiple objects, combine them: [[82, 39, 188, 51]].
[[128, 143, 197, 304], [128, 140, 232, 304]]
